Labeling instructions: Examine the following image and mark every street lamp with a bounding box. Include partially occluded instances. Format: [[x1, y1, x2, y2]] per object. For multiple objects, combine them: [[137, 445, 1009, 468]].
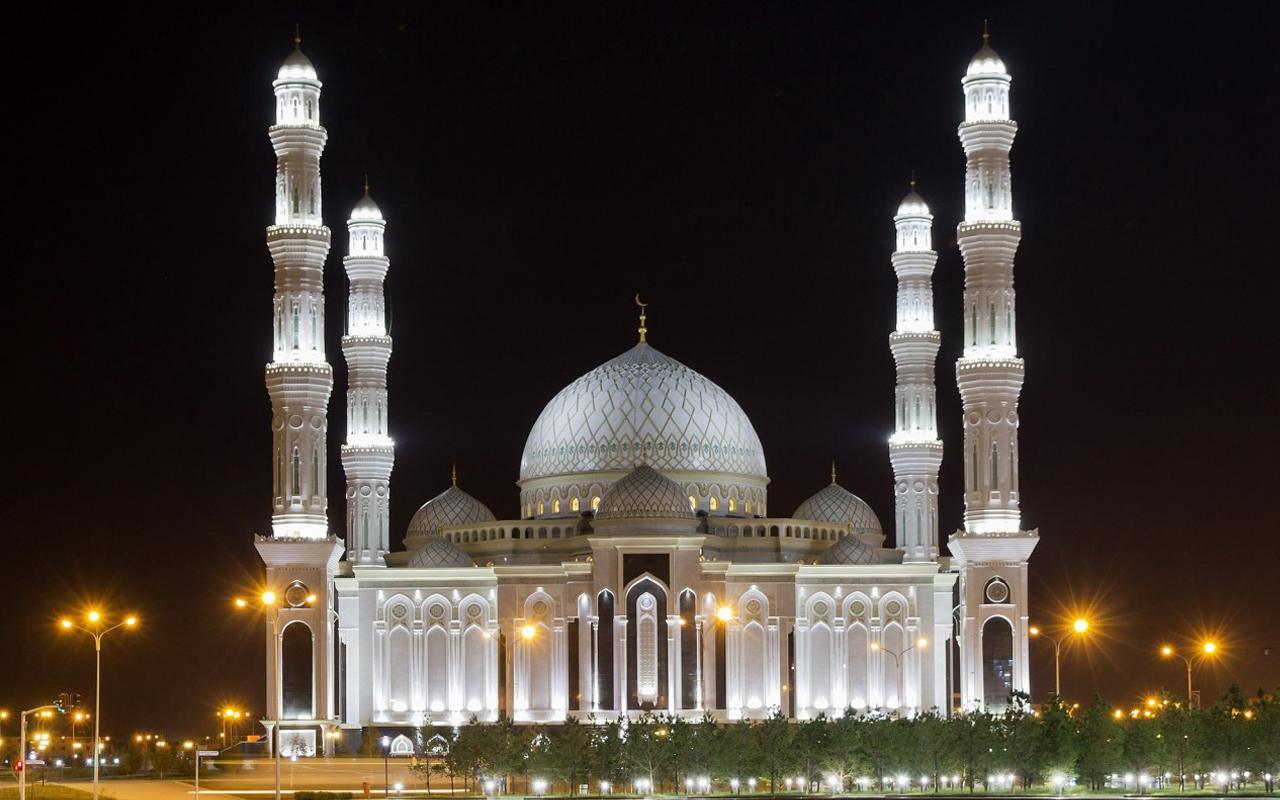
[[59, 611, 138, 800], [381, 736, 391, 798], [1029, 618, 1088, 698], [870, 638, 927, 714], [235, 590, 307, 800], [1159, 642, 1218, 707]]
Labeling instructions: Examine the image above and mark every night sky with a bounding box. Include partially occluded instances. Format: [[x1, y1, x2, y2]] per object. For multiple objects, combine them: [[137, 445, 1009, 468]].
[[8, 4, 1278, 737]]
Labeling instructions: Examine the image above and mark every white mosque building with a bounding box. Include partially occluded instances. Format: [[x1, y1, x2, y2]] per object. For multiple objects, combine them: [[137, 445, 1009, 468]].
[[254, 30, 1038, 755]]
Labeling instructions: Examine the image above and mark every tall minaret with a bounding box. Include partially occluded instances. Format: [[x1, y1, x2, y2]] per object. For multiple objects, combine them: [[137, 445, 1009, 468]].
[[888, 180, 943, 563], [265, 32, 333, 541], [948, 27, 1039, 713], [256, 34, 344, 742], [340, 183, 394, 565]]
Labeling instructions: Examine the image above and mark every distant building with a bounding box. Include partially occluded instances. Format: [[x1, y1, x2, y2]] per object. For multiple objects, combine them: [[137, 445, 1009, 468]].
[[250, 30, 1037, 754]]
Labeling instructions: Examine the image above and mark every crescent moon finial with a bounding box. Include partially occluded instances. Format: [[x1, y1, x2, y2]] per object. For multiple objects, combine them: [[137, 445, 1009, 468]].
[[635, 294, 649, 343]]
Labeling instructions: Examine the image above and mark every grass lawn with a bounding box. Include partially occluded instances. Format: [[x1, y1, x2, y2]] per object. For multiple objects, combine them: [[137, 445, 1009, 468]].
[[0, 788, 114, 800]]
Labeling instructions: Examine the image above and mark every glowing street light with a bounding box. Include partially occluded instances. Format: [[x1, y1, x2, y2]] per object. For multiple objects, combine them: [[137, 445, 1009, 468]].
[[521, 625, 537, 640], [1160, 642, 1219, 707], [716, 605, 734, 623], [1030, 618, 1089, 697], [59, 610, 138, 800]]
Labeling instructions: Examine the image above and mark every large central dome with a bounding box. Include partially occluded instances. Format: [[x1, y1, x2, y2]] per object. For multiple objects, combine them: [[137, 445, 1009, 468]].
[[519, 342, 768, 519]]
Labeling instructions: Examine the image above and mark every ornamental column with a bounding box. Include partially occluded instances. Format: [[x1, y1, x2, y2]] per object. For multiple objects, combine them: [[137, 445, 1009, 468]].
[[340, 184, 395, 565], [889, 181, 943, 563], [949, 28, 1039, 712]]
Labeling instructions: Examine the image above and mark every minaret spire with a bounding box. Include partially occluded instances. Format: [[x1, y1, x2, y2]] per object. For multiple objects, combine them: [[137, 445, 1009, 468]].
[[452, 463, 457, 486], [340, 181, 394, 565], [830, 460, 837, 485], [888, 178, 943, 563]]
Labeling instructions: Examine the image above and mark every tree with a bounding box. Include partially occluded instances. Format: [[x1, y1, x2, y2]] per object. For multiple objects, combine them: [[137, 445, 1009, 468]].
[[951, 711, 999, 790], [1075, 698, 1124, 790], [754, 710, 794, 792]]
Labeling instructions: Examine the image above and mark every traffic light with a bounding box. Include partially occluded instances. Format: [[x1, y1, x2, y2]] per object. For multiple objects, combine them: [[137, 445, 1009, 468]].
[[53, 697, 66, 714]]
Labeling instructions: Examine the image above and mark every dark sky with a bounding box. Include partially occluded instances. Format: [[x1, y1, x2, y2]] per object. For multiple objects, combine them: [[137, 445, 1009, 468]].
[[7, 3, 1278, 737]]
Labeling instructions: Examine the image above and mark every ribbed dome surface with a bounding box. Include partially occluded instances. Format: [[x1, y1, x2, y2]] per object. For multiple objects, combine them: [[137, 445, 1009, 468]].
[[407, 537, 474, 568], [596, 464, 696, 520], [278, 46, 318, 81], [966, 42, 1007, 76], [520, 343, 766, 481], [350, 191, 382, 221], [406, 485, 495, 540], [897, 189, 930, 216], [793, 481, 883, 537], [820, 534, 880, 566]]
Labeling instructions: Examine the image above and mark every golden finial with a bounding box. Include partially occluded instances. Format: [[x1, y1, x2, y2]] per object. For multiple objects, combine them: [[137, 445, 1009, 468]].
[[982, 19, 990, 44], [451, 463, 457, 487], [363, 173, 370, 195], [909, 171, 917, 191], [634, 293, 649, 343], [293, 24, 302, 48], [831, 459, 838, 485]]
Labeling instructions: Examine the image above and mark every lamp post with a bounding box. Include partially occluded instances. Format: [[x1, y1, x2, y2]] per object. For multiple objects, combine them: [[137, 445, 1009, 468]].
[[871, 638, 928, 714], [235, 590, 306, 800], [1029, 618, 1088, 698], [19, 705, 58, 800], [381, 736, 391, 798], [1159, 642, 1218, 708], [59, 611, 138, 800]]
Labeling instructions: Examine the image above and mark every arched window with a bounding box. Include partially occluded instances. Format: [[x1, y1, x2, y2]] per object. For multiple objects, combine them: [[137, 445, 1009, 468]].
[[376, 401, 383, 433], [312, 449, 319, 496], [291, 302, 300, 346], [570, 497, 580, 512], [990, 441, 1000, 489], [971, 445, 979, 491], [275, 448, 282, 496], [591, 496, 601, 512], [291, 186, 299, 214], [552, 498, 561, 514], [913, 396, 921, 429], [1010, 443, 1018, 491], [311, 303, 318, 348], [292, 447, 301, 496], [982, 616, 1014, 711], [281, 621, 313, 718], [744, 500, 752, 514], [989, 302, 997, 344], [525, 503, 532, 518], [536, 501, 544, 516], [362, 398, 369, 432], [305, 99, 314, 120], [728, 497, 737, 513], [709, 496, 719, 512], [688, 496, 697, 511]]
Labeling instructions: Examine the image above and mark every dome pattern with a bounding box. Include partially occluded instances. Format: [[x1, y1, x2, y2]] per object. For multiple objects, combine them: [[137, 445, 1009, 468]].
[[596, 464, 696, 521], [793, 481, 883, 537], [406, 484, 495, 541], [407, 536, 474, 568], [278, 46, 318, 81], [520, 343, 767, 482], [819, 534, 880, 566]]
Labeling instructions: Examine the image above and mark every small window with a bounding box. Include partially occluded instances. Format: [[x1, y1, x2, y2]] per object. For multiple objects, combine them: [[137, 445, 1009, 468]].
[[728, 498, 737, 513], [570, 497, 580, 512], [688, 496, 697, 511], [709, 497, 719, 512], [744, 500, 752, 514], [536, 501, 544, 516], [552, 498, 561, 514], [591, 496, 601, 512]]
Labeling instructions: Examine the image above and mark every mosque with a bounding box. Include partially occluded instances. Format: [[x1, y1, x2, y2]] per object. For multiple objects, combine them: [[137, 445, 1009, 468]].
[[254, 30, 1038, 755]]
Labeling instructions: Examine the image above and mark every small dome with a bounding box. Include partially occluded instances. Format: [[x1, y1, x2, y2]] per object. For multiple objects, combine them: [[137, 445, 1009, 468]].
[[407, 537, 473, 569], [406, 484, 495, 541], [967, 39, 1007, 77], [596, 464, 695, 521], [278, 44, 318, 81], [351, 190, 383, 221], [793, 480, 883, 537], [897, 188, 929, 216], [820, 534, 880, 566]]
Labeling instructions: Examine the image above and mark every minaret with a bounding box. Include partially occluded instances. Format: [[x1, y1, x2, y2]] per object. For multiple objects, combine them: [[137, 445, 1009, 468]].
[[948, 26, 1039, 713], [340, 182, 394, 565], [256, 33, 344, 742], [955, 26, 1024, 535], [265, 31, 333, 540], [888, 180, 943, 563]]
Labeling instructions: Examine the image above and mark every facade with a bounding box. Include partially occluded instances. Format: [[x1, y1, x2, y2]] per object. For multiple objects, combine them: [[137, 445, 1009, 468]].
[[253, 32, 1036, 755]]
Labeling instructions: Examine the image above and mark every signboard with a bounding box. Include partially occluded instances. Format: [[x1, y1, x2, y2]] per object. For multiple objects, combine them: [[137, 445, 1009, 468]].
[[25, 759, 46, 767], [198, 751, 219, 757]]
